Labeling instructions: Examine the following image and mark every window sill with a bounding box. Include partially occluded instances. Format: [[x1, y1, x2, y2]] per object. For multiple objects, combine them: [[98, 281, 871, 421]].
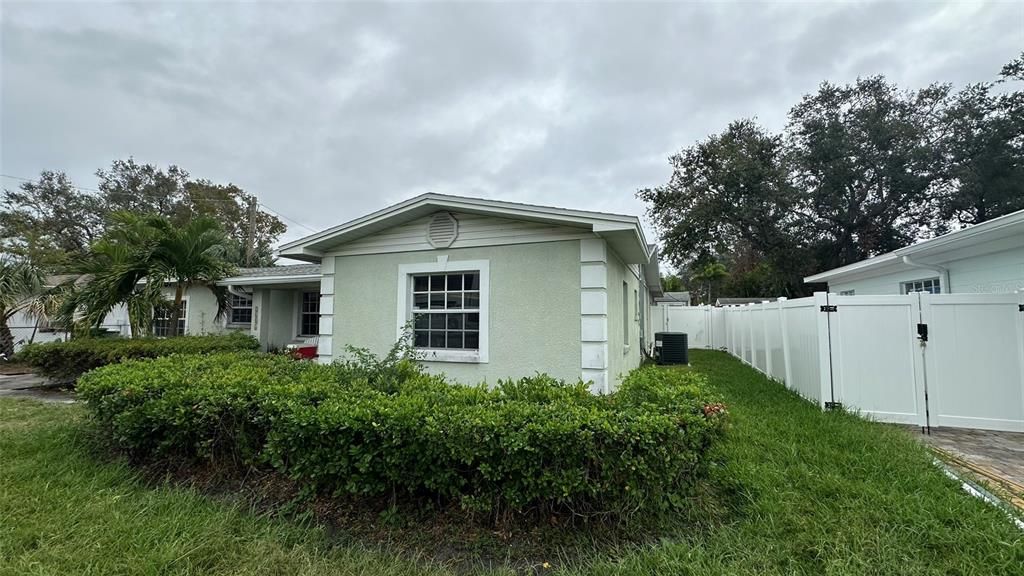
[[416, 349, 484, 363]]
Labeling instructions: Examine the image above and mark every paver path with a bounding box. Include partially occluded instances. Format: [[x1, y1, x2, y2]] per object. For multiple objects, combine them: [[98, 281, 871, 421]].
[[910, 427, 1024, 507]]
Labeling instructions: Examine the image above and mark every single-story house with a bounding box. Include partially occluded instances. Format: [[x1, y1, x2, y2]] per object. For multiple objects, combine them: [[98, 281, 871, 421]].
[[221, 194, 662, 393], [9, 277, 248, 352], [805, 208, 1024, 295], [653, 291, 691, 306], [715, 297, 777, 307]]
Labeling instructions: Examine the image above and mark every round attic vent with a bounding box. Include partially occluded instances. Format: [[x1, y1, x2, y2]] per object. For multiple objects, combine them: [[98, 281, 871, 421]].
[[427, 212, 458, 248]]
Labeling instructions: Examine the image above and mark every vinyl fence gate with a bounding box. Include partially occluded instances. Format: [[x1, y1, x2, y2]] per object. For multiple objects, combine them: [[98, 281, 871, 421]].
[[654, 292, 1024, 432]]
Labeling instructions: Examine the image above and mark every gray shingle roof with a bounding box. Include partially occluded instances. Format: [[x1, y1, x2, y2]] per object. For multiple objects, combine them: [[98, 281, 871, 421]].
[[230, 264, 321, 278], [715, 297, 777, 306], [654, 291, 691, 304]]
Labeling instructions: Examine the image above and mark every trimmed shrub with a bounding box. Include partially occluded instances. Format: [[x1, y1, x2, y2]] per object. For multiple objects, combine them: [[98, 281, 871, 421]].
[[78, 354, 726, 516], [15, 332, 260, 382]]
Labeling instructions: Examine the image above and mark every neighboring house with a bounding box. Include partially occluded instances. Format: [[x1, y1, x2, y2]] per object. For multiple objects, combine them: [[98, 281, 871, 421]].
[[222, 194, 662, 393], [804, 208, 1024, 295], [9, 281, 243, 352], [715, 297, 777, 307], [653, 291, 690, 306]]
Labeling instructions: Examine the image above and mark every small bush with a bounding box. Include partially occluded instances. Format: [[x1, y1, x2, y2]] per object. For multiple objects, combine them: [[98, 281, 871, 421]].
[[78, 354, 726, 517], [15, 332, 260, 382]]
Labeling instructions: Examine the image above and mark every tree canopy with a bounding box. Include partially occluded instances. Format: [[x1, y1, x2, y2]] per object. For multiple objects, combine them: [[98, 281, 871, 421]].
[[642, 52, 1024, 298], [1, 158, 286, 270]]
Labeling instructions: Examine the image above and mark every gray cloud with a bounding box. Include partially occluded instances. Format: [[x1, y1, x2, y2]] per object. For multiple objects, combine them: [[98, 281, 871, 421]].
[[2, 1, 1022, 250]]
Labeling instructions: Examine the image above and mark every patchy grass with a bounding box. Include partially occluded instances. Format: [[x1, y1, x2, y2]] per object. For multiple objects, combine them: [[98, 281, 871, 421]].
[[2, 350, 1022, 575], [571, 351, 1023, 575]]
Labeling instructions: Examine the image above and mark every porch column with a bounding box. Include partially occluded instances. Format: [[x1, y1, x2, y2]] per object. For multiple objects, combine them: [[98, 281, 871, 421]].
[[317, 257, 335, 364]]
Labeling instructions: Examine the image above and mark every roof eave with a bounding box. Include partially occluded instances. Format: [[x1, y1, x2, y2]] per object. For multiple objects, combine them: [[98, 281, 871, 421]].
[[804, 208, 1024, 284], [217, 274, 321, 286]]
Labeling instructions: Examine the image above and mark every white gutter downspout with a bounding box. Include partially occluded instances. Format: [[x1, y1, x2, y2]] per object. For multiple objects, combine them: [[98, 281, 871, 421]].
[[902, 256, 952, 294]]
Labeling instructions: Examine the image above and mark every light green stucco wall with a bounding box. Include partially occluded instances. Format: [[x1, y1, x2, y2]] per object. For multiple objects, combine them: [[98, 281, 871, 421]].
[[330, 240, 581, 385], [606, 250, 643, 388]]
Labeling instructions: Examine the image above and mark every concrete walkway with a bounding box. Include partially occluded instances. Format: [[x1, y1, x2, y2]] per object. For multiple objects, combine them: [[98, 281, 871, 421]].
[[910, 427, 1024, 507], [0, 372, 75, 403]]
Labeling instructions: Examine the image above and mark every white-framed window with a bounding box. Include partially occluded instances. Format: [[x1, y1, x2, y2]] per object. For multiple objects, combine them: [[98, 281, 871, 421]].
[[902, 278, 941, 294], [298, 291, 320, 336], [622, 280, 629, 351], [153, 301, 187, 337], [397, 259, 489, 363], [229, 293, 253, 325]]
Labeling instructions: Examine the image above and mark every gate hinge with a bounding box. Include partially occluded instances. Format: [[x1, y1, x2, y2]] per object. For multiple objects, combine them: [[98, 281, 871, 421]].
[[820, 305, 838, 313], [825, 401, 843, 411]]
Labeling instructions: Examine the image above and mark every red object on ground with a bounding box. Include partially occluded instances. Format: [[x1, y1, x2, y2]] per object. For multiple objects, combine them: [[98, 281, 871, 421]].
[[292, 345, 318, 359]]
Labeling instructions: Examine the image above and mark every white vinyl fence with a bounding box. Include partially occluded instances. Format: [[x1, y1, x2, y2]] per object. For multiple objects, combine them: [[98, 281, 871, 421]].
[[653, 292, 1024, 432]]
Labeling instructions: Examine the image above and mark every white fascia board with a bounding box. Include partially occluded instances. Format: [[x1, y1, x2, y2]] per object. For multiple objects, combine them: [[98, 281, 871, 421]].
[[274, 246, 324, 262], [277, 192, 648, 258], [217, 274, 321, 286], [804, 208, 1024, 284], [804, 253, 902, 284]]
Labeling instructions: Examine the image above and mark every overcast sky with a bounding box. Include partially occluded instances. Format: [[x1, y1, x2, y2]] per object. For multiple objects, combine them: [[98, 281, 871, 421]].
[[2, 1, 1022, 250]]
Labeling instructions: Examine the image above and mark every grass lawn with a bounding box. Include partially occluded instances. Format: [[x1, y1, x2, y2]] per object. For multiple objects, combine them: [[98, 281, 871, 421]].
[[2, 350, 1021, 575]]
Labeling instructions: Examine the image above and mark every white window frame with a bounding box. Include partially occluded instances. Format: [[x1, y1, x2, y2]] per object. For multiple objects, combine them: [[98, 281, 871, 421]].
[[153, 298, 188, 337], [227, 293, 253, 327], [396, 259, 489, 363], [622, 280, 629, 354], [901, 277, 941, 295], [297, 290, 320, 337]]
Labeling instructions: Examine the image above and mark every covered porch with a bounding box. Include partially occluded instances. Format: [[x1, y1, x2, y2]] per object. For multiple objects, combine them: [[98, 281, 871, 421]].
[[219, 265, 322, 355]]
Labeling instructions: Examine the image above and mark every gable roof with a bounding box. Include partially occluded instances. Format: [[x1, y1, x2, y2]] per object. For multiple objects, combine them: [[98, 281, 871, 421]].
[[804, 208, 1024, 284], [277, 193, 652, 264]]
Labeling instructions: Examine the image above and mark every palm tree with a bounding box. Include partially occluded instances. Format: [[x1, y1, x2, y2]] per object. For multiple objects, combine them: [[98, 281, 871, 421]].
[[0, 256, 46, 358], [69, 213, 233, 338], [691, 262, 728, 305], [148, 216, 233, 336]]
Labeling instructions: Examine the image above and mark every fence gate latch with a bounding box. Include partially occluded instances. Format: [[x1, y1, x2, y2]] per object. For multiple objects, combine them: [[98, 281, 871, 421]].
[[820, 304, 838, 313], [917, 323, 928, 342], [825, 401, 843, 411]]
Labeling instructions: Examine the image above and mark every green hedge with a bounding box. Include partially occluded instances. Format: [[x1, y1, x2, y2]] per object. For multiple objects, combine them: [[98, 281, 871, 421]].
[[78, 353, 726, 515], [15, 332, 260, 382]]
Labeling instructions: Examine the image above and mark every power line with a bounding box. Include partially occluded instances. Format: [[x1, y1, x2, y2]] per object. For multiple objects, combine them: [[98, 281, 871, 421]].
[[257, 202, 318, 233], [1, 173, 102, 194], [1, 172, 318, 234]]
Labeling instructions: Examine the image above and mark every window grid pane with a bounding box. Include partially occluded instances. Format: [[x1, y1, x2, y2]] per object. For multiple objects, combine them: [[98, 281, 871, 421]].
[[230, 294, 253, 324], [903, 278, 940, 294], [153, 301, 187, 337], [411, 272, 480, 351], [299, 292, 320, 336]]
